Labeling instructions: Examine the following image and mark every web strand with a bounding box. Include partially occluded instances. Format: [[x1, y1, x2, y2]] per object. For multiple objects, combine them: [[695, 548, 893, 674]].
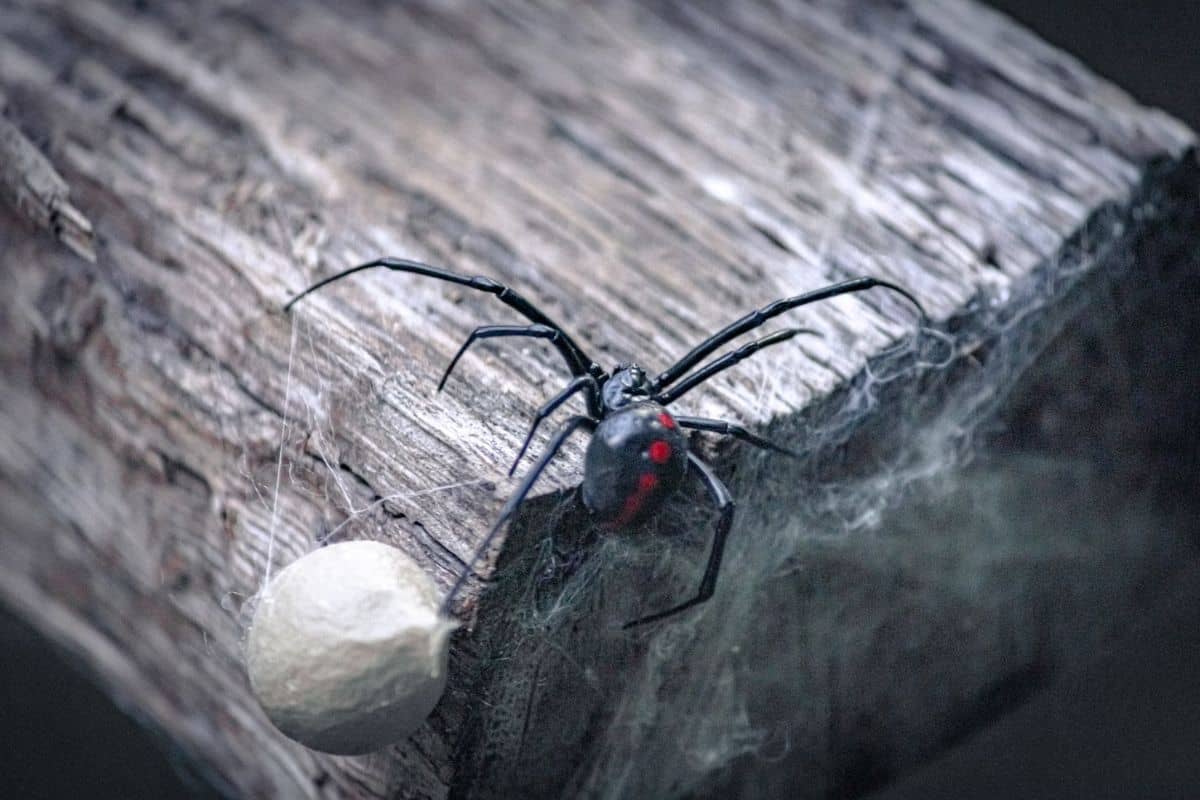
[[263, 320, 299, 588]]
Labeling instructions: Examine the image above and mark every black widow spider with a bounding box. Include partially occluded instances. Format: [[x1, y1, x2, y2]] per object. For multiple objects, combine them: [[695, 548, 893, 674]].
[[285, 258, 924, 628]]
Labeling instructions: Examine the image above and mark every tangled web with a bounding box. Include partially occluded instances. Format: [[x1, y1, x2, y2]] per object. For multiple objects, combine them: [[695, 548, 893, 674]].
[[446, 177, 1200, 798]]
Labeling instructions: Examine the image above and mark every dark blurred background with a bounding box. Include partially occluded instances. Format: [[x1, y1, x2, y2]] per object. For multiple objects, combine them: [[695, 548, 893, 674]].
[[867, 3, 1200, 798], [990, 0, 1200, 132], [2, 2, 1197, 798]]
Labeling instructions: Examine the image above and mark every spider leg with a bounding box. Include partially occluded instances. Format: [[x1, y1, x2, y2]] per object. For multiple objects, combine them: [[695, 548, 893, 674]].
[[284, 257, 601, 379], [439, 324, 585, 391], [653, 327, 821, 405], [440, 415, 597, 618], [674, 415, 800, 458], [508, 375, 601, 476], [624, 452, 733, 628], [651, 277, 925, 392]]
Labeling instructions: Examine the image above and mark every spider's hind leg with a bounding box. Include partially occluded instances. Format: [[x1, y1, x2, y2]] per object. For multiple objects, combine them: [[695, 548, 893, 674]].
[[440, 415, 597, 618], [674, 415, 801, 458], [624, 452, 733, 628], [509, 375, 600, 475]]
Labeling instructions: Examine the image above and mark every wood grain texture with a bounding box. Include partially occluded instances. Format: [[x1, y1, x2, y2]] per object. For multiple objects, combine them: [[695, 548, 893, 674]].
[[0, 0, 1195, 797], [0, 116, 94, 260]]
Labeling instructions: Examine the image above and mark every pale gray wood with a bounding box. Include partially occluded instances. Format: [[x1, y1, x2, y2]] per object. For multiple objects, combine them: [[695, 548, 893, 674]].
[[0, 115, 94, 260], [0, 0, 1195, 797]]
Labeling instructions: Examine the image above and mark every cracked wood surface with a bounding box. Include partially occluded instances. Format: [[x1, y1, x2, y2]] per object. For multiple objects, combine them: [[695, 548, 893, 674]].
[[0, 0, 1194, 797], [0, 116, 94, 261]]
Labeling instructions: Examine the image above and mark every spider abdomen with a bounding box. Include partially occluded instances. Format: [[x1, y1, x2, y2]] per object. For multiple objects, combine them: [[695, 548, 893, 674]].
[[582, 402, 688, 526]]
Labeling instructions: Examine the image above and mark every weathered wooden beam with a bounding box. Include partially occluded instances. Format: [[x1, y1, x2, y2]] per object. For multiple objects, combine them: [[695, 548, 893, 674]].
[[0, 1, 1195, 797]]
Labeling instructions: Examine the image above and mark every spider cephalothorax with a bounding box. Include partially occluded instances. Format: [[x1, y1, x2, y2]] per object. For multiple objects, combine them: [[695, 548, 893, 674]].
[[286, 258, 924, 627], [602, 363, 650, 410]]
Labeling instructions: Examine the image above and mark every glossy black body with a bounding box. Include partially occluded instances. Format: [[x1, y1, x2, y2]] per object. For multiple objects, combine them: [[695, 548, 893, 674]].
[[285, 257, 925, 627], [582, 401, 689, 525]]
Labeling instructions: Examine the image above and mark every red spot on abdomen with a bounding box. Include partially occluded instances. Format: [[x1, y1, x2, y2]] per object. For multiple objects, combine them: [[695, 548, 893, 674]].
[[648, 440, 672, 464], [617, 495, 642, 525], [658, 412, 676, 429], [614, 473, 661, 527]]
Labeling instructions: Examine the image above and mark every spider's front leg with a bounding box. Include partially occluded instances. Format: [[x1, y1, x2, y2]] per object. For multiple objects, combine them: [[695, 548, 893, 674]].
[[652, 327, 820, 406], [624, 452, 733, 629], [438, 323, 580, 391], [651, 277, 925, 392], [438, 326, 604, 473], [283, 256, 602, 380]]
